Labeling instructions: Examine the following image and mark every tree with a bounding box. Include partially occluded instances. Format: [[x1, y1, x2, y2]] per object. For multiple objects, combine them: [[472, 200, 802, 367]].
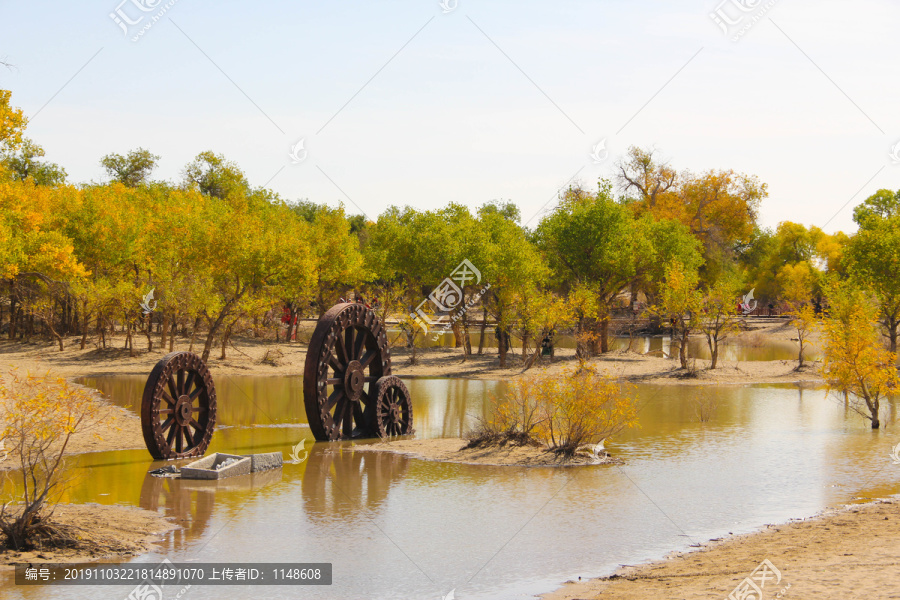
[[847, 196, 900, 352], [697, 275, 741, 369], [617, 145, 677, 211], [657, 261, 702, 369], [820, 283, 899, 429], [100, 148, 159, 187], [0, 89, 26, 154], [535, 182, 650, 353], [779, 262, 817, 368], [852, 188, 900, 227], [182, 151, 249, 199], [0, 371, 109, 549]]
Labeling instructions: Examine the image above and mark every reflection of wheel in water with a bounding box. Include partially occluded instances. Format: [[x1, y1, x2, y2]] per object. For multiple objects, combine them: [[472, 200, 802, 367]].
[[141, 352, 217, 459], [139, 473, 215, 551], [303, 303, 390, 441], [370, 376, 414, 438], [300, 443, 409, 521]]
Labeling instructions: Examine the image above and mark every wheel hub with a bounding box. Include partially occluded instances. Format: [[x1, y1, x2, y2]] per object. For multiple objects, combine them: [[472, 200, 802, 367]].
[[175, 395, 193, 425], [344, 360, 364, 400]]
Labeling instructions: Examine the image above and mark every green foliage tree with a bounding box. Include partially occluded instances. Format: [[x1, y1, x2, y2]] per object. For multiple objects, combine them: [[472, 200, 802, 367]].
[[100, 148, 159, 187]]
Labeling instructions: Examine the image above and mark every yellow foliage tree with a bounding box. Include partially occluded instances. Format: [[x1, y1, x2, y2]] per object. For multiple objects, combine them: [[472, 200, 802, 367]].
[[0, 371, 110, 549], [820, 286, 899, 429]]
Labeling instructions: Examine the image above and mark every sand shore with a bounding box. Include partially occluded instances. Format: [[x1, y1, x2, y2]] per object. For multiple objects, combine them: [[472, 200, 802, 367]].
[[542, 497, 900, 600]]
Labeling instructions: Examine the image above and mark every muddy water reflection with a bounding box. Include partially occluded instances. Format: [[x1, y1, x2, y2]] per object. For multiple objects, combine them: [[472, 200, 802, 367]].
[[4, 380, 898, 600]]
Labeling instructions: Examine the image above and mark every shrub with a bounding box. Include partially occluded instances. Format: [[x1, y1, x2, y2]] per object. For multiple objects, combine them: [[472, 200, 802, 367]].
[[0, 371, 110, 550], [468, 368, 638, 456]]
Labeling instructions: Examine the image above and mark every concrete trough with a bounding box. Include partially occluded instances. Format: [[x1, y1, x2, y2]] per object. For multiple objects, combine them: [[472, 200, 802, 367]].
[[180, 453, 251, 480], [250, 452, 283, 473]]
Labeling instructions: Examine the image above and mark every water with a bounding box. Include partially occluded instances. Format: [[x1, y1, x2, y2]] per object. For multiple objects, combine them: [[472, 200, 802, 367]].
[[3, 376, 898, 600], [411, 330, 815, 362]]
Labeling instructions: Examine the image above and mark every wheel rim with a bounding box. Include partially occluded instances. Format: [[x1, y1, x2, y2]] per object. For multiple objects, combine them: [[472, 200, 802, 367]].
[[303, 303, 390, 441], [141, 352, 217, 459], [372, 375, 413, 438]]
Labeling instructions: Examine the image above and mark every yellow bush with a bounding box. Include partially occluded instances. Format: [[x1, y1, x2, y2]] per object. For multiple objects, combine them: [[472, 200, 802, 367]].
[[472, 368, 638, 456], [0, 371, 110, 550]]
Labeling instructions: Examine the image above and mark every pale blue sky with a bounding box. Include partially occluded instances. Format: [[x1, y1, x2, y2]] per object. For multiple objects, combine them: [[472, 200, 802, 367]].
[[1, 0, 898, 233]]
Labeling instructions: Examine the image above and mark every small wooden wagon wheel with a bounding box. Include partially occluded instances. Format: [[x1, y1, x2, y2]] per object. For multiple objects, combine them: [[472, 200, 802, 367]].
[[141, 352, 217, 459], [303, 302, 390, 441], [370, 376, 414, 438]]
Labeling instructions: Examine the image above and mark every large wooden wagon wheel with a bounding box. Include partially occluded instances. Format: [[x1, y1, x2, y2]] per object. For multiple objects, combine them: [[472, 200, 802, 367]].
[[141, 352, 217, 459], [303, 303, 391, 440]]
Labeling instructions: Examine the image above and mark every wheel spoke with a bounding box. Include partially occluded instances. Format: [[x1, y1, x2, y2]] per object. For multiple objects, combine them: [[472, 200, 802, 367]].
[[189, 385, 203, 400], [189, 418, 202, 430], [342, 401, 353, 438], [327, 352, 341, 373], [352, 402, 365, 429], [184, 371, 196, 397], [344, 328, 354, 363], [161, 390, 177, 406], [175, 426, 183, 453], [160, 416, 174, 432], [333, 396, 347, 422], [325, 378, 341, 385], [326, 389, 342, 411], [334, 337, 347, 365], [360, 349, 376, 368], [166, 423, 177, 447], [353, 329, 365, 361], [167, 375, 178, 401], [158, 408, 174, 415], [176, 369, 185, 396]]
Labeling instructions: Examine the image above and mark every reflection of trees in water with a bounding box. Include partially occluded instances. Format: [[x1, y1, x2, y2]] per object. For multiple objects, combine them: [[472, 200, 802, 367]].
[[139, 469, 282, 553], [301, 444, 409, 522]]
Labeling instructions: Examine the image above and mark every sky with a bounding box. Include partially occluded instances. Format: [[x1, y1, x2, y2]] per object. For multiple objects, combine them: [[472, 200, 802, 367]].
[[1, 0, 898, 234]]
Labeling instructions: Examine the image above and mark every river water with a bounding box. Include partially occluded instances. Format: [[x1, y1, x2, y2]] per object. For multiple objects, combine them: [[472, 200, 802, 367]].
[[2, 375, 898, 600]]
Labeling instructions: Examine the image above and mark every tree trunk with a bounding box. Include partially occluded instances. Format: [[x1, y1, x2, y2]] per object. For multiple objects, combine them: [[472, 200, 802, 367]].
[[220, 324, 232, 360], [144, 313, 153, 353], [477, 310, 488, 355], [679, 326, 688, 369], [161, 313, 168, 348], [600, 318, 609, 353]]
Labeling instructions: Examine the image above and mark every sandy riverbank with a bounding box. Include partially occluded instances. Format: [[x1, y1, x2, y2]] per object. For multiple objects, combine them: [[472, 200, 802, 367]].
[[542, 497, 900, 600], [0, 503, 175, 566]]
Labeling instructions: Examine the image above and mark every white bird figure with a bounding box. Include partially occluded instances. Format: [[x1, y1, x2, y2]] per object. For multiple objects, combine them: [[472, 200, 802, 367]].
[[890, 442, 900, 465], [890, 141, 900, 164], [439, 0, 457, 14], [590, 139, 608, 164], [290, 439, 309, 463], [289, 139, 308, 164], [740, 288, 757, 314], [140, 288, 157, 315], [442, 589, 456, 600], [591, 439, 606, 459]]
